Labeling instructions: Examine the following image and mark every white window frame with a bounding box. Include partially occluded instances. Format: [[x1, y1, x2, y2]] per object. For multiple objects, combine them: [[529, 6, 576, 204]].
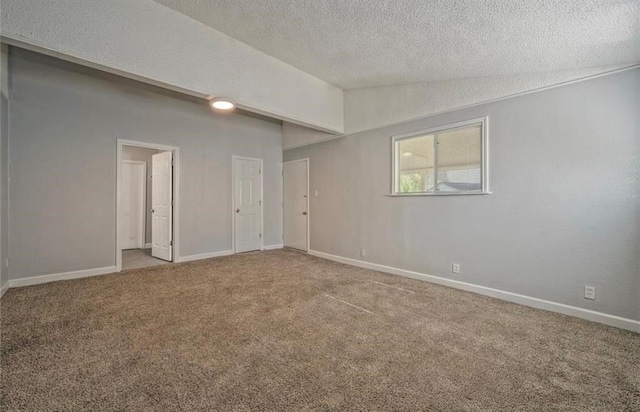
[[391, 117, 489, 196]]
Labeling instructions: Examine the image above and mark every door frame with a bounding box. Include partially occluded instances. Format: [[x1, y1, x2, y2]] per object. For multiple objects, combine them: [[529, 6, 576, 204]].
[[232, 155, 264, 253], [116, 139, 180, 272], [283, 158, 310, 252], [122, 160, 147, 249]]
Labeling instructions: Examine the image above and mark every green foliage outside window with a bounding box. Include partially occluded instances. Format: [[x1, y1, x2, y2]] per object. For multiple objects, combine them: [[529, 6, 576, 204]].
[[399, 173, 423, 193]]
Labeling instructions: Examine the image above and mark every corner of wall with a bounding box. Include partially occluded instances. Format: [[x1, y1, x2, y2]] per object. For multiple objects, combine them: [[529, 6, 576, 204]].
[[0, 280, 8, 298], [282, 122, 342, 150], [0, 43, 10, 291]]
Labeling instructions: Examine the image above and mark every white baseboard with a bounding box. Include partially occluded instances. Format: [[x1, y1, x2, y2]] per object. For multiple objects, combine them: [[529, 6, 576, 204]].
[[145, 243, 152, 249], [2, 246, 277, 292], [176, 249, 234, 263], [262, 243, 284, 250], [9, 266, 118, 288], [308, 250, 640, 333]]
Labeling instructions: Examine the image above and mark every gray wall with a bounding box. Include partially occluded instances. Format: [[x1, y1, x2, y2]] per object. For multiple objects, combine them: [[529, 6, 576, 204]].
[[0, 44, 9, 289], [9, 47, 283, 279], [122, 145, 159, 245], [285, 68, 640, 321]]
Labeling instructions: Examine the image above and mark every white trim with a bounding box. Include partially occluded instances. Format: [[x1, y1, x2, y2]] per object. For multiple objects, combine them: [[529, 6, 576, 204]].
[[262, 243, 284, 250], [117, 139, 180, 272], [0, 281, 9, 298], [175, 250, 234, 263], [392, 117, 486, 140], [118, 139, 178, 152], [308, 250, 640, 333], [283, 158, 310, 251], [387, 192, 491, 197], [391, 117, 489, 195], [232, 156, 264, 253], [8, 266, 118, 288]]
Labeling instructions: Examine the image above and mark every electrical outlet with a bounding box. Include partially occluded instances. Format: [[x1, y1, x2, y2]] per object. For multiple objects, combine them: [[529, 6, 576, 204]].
[[584, 286, 596, 300], [360, 249, 366, 257], [452, 263, 460, 274]]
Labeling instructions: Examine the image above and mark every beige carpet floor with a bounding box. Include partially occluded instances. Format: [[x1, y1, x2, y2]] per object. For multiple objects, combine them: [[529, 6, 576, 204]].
[[1, 249, 638, 411]]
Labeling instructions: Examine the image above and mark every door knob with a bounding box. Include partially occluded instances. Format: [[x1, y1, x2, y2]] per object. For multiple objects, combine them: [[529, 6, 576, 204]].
[[236, 209, 240, 213], [150, 209, 155, 213], [302, 212, 307, 215]]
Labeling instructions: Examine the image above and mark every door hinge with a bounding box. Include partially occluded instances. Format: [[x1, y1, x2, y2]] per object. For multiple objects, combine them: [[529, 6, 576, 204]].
[[259, 233, 262, 238], [170, 240, 173, 246]]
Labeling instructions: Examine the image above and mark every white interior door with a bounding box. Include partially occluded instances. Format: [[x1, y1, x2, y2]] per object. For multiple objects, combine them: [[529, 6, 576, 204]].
[[234, 158, 262, 253], [284, 159, 308, 251], [151, 151, 173, 261], [121, 161, 146, 250]]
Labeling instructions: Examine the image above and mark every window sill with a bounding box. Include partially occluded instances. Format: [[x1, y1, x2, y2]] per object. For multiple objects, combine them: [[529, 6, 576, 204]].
[[387, 192, 492, 197]]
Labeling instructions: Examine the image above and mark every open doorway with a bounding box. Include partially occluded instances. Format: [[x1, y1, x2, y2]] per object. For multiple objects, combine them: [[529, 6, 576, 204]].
[[116, 140, 180, 271]]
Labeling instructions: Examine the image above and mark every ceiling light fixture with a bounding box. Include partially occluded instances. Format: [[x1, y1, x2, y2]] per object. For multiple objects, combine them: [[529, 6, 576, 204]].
[[210, 98, 235, 111], [402, 152, 413, 157]]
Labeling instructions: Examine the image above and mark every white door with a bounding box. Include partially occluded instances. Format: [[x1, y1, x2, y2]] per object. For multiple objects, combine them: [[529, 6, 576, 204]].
[[151, 151, 173, 261], [234, 158, 262, 253], [121, 161, 146, 249], [283, 159, 308, 251]]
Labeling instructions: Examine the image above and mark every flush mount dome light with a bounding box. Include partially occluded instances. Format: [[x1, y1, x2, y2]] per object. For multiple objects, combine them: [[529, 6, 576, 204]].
[[402, 152, 413, 157], [210, 98, 235, 111]]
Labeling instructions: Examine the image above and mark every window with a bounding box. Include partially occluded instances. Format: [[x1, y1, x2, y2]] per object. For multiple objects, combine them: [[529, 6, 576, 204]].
[[392, 117, 488, 195]]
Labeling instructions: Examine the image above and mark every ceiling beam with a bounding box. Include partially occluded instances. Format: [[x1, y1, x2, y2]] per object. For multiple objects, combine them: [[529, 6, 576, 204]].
[[1, 0, 344, 134]]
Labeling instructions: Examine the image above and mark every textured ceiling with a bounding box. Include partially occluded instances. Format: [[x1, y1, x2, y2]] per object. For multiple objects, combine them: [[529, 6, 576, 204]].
[[154, 0, 640, 89]]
